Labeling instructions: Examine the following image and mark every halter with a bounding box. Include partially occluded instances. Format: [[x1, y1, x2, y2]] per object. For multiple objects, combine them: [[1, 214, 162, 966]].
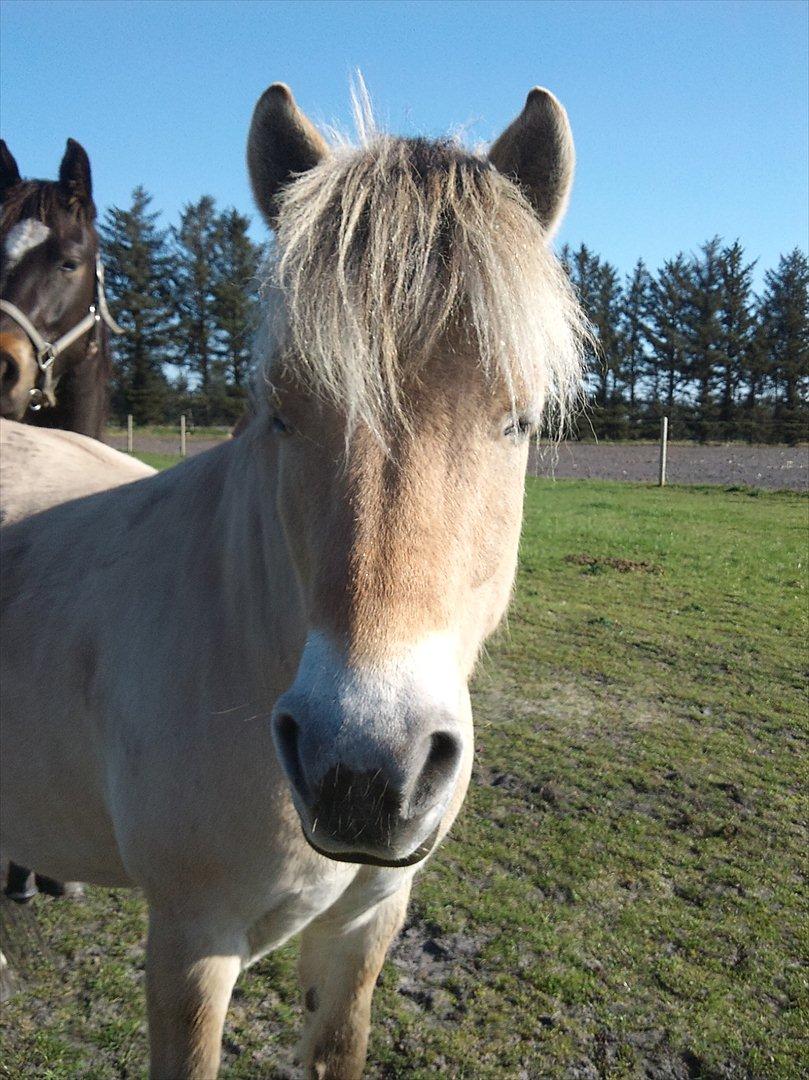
[[0, 254, 124, 410]]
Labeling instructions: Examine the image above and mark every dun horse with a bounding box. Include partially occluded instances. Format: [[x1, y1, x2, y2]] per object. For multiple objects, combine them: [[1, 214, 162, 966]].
[[0, 138, 119, 437], [0, 83, 587, 1077]]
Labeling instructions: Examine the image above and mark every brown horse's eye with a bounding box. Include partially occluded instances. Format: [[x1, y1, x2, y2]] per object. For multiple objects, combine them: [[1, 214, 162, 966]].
[[271, 414, 291, 436], [60, 259, 80, 272]]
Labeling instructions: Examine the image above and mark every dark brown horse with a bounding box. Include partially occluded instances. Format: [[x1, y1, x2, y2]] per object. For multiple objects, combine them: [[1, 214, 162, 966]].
[[0, 138, 119, 438], [1, 139, 120, 904]]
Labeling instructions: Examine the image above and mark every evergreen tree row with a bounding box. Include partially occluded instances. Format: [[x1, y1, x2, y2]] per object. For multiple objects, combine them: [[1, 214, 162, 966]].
[[562, 240, 808, 443], [100, 188, 263, 426], [100, 187, 807, 441]]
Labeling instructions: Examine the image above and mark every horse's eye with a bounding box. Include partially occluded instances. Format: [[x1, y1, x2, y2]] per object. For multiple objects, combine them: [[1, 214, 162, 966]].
[[271, 414, 291, 436], [60, 259, 80, 273], [503, 416, 535, 441]]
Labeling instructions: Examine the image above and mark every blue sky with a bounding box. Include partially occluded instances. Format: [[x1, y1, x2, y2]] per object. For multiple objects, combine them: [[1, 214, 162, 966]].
[[1, 0, 806, 285]]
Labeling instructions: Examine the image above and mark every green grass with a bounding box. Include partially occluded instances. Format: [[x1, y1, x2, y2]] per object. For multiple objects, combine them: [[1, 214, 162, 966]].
[[130, 451, 183, 471], [2, 479, 806, 1078]]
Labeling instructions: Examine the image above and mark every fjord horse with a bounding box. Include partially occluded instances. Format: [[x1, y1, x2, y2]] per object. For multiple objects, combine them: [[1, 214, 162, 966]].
[[0, 83, 586, 1078], [0, 138, 119, 437]]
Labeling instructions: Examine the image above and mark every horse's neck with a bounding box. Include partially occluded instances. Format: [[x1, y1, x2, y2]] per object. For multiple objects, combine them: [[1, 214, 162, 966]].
[[205, 426, 307, 696], [30, 337, 110, 439]]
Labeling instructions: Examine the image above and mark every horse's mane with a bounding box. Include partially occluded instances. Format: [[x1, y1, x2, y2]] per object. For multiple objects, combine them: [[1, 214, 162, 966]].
[[257, 106, 589, 438], [1, 180, 96, 233]]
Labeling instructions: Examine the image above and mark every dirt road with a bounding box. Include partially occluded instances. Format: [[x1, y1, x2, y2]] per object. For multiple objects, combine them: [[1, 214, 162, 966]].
[[529, 441, 808, 490], [108, 431, 808, 491]]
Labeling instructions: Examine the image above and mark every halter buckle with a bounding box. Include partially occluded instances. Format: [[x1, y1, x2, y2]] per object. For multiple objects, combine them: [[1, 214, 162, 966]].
[[28, 387, 46, 411], [37, 348, 56, 373]]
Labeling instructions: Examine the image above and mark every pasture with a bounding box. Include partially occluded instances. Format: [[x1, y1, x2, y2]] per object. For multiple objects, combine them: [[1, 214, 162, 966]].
[[2, 477, 806, 1079]]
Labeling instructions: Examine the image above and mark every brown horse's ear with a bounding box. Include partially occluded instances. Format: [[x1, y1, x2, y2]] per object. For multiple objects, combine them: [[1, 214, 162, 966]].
[[247, 83, 329, 228], [59, 138, 94, 214], [0, 140, 22, 200], [488, 87, 575, 238]]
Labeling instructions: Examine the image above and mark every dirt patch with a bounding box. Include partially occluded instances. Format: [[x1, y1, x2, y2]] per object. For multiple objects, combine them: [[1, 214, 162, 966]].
[[105, 433, 227, 457], [530, 441, 808, 490], [564, 552, 663, 574]]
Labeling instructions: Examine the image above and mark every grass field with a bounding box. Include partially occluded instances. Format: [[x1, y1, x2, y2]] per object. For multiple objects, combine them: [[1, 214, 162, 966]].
[[130, 451, 186, 471], [1, 479, 806, 1079]]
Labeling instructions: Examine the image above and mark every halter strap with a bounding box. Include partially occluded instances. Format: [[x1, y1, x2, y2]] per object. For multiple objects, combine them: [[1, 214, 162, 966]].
[[0, 254, 124, 409]]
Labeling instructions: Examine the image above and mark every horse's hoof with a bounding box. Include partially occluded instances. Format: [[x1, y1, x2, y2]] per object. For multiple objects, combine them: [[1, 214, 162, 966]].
[[2, 885, 37, 904], [0, 966, 18, 1003], [4, 864, 36, 903], [34, 876, 84, 899]]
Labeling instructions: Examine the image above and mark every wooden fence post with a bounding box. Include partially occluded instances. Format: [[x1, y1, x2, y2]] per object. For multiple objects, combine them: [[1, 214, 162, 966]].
[[658, 416, 668, 487], [127, 414, 133, 454], [180, 414, 187, 458]]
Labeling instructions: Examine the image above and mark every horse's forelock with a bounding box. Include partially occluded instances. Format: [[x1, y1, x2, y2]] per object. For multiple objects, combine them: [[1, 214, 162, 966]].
[[1, 180, 95, 236], [256, 133, 590, 439]]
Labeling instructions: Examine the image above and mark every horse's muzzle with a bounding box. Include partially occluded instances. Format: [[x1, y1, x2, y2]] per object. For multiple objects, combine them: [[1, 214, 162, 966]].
[[271, 710, 463, 867], [0, 332, 35, 420]]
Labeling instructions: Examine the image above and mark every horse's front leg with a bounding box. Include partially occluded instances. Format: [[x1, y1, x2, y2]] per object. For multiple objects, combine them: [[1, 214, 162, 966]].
[[296, 881, 411, 1080], [146, 908, 242, 1080]]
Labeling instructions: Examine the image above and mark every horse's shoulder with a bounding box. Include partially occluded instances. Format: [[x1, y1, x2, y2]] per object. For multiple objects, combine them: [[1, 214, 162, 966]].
[[0, 419, 156, 526]]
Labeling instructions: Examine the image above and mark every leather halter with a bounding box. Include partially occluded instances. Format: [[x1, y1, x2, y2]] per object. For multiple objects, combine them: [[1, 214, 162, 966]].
[[0, 254, 124, 410]]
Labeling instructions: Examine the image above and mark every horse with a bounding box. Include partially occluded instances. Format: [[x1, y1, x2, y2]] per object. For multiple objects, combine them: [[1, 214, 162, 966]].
[[0, 138, 124, 904], [0, 419, 155, 527], [0, 138, 121, 437], [0, 82, 587, 1078], [0, 418, 154, 969]]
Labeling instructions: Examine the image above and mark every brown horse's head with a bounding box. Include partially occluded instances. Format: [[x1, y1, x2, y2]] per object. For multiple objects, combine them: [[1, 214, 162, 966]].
[[0, 139, 98, 420], [248, 84, 587, 867]]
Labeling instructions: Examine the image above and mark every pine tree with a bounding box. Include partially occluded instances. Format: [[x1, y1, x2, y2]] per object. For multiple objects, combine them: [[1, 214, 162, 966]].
[[99, 186, 173, 424], [620, 260, 652, 409], [212, 209, 263, 402], [716, 241, 757, 431], [593, 260, 623, 406], [684, 238, 725, 432], [562, 244, 606, 405], [758, 249, 809, 443], [646, 255, 692, 411], [171, 195, 222, 420]]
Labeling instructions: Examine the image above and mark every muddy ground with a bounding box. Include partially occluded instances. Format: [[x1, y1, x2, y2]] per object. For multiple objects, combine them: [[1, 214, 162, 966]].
[[107, 432, 808, 491]]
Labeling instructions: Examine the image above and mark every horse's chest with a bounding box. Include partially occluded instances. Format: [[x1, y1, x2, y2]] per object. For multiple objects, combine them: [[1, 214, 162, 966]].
[[245, 875, 351, 965]]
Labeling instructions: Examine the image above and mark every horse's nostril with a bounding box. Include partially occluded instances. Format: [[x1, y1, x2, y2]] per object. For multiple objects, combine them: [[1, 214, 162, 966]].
[[272, 712, 311, 803], [409, 730, 462, 817], [0, 350, 19, 391]]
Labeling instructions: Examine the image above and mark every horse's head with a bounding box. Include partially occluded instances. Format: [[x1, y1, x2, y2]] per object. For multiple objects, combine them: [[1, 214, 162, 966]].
[[0, 139, 98, 419], [248, 84, 586, 868]]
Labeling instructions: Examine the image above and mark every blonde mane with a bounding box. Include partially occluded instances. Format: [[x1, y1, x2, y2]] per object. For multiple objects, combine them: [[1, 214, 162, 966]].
[[257, 110, 589, 437]]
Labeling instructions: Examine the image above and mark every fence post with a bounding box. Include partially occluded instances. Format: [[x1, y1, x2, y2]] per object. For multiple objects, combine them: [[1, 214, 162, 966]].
[[180, 414, 187, 458], [658, 416, 668, 487], [127, 414, 133, 454]]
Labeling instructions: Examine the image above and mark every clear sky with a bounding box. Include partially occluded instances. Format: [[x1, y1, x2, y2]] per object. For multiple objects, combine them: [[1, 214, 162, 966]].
[[1, 0, 806, 285]]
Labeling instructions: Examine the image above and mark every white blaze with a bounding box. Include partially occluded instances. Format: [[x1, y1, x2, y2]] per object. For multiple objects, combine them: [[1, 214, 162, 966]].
[[3, 219, 51, 269], [287, 630, 464, 744]]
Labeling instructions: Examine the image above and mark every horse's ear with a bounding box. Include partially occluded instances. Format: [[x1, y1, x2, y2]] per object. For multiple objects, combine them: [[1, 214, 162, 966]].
[[488, 87, 575, 238], [247, 83, 329, 228], [59, 138, 94, 211], [0, 140, 22, 200]]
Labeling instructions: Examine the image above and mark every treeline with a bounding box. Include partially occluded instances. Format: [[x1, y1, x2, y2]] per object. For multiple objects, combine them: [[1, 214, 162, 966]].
[[100, 187, 263, 426], [562, 240, 808, 443], [100, 188, 808, 441]]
